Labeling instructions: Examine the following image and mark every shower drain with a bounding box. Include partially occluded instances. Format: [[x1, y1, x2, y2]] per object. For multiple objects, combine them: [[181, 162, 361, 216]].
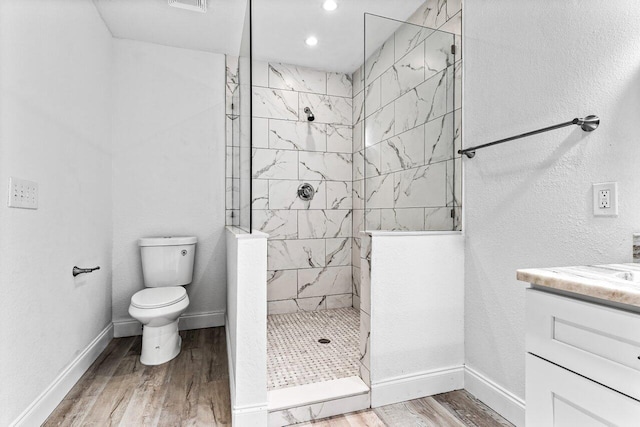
[[318, 338, 331, 344]]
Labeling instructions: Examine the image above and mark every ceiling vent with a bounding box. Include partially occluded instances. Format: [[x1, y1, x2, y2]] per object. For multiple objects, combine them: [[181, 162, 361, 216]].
[[168, 0, 207, 13]]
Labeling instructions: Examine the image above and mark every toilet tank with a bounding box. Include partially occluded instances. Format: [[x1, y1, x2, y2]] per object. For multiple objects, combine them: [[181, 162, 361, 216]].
[[138, 236, 197, 287]]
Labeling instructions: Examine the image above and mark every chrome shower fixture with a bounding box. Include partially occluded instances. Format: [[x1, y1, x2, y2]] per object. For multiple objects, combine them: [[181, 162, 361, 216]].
[[297, 183, 315, 201], [304, 107, 315, 122], [168, 0, 207, 13]]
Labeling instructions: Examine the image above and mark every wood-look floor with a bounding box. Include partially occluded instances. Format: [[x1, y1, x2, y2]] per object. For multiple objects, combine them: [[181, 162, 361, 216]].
[[303, 391, 513, 427], [46, 327, 512, 427], [45, 327, 230, 426]]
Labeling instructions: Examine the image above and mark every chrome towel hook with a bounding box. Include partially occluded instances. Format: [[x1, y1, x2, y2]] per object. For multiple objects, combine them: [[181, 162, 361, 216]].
[[73, 266, 100, 277]]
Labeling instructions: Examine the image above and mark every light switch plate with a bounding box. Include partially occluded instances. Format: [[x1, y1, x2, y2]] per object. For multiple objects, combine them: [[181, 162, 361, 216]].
[[593, 182, 617, 217], [8, 177, 38, 209]]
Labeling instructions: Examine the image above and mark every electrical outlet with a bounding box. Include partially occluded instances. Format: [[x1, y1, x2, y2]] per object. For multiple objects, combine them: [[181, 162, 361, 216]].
[[8, 177, 38, 209], [593, 182, 618, 217], [599, 190, 610, 208]]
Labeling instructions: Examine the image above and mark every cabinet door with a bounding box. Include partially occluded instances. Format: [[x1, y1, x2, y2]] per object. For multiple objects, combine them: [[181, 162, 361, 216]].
[[526, 289, 640, 400], [526, 354, 640, 426]]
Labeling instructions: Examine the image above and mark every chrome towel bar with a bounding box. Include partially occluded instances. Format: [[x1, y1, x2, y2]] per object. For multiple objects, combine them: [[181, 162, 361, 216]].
[[458, 115, 600, 159]]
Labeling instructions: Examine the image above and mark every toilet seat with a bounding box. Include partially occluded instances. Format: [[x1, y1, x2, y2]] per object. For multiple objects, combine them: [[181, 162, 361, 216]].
[[131, 286, 187, 309]]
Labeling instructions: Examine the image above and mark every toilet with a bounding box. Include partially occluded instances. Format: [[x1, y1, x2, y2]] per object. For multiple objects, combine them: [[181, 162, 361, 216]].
[[128, 236, 197, 365]]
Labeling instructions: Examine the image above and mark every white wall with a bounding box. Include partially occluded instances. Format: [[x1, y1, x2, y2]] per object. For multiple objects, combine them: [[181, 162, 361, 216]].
[[225, 227, 268, 426], [464, 0, 640, 415], [0, 0, 113, 424], [111, 39, 227, 332], [367, 232, 464, 407]]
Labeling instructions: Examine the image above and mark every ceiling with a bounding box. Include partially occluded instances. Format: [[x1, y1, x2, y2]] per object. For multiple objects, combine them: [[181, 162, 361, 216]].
[[93, 0, 246, 56], [94, 0, 426, 74], [252, 0, 425, 73]]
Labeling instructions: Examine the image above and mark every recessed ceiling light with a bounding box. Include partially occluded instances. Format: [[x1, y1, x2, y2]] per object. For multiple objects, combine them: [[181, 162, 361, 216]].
[[305, 36, 318, 47], [323, 0, 338, 11]]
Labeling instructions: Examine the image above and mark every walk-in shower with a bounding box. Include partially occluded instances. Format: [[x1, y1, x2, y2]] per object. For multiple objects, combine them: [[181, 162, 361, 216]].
[[225, 0, 463, 424]]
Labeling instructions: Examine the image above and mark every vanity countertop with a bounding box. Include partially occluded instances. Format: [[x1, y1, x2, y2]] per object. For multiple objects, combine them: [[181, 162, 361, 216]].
[[516, 263, 640, 308]]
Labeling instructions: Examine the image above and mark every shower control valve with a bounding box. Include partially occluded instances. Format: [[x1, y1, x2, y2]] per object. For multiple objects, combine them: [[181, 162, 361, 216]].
[[297, 183, 315, 201]]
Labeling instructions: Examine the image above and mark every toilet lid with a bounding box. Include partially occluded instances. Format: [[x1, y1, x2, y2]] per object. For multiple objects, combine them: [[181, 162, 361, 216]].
[[131, 287, 187, 309]]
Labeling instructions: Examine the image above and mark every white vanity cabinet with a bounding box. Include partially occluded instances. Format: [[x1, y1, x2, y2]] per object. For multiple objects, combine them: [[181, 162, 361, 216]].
[[525, 289, 640, 426]]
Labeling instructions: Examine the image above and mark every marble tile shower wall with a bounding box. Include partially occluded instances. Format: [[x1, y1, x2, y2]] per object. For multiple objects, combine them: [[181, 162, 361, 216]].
[[352, 8, 462, 237], [225, 55, 239, 226], [355, 0, 463, 385], [251, 61, 354, 315]]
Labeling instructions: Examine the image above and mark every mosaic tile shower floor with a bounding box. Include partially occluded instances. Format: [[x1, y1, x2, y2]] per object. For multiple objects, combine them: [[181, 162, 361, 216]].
[[267, 307, 360, 390]]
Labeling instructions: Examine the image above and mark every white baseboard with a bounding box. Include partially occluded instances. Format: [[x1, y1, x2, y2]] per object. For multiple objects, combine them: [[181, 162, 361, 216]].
[[370, 365, 464, 407], [225, 315, 268, 427], [113, 318, 142, 337], [113, 310, 225, 338], [464, 365, 525, 427], [10, 324, 114, 427], [180, 310, 225, 330], [233, 404, 269, 427]]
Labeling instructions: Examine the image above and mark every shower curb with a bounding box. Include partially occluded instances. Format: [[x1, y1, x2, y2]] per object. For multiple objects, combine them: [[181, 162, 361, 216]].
[[267, 376, 370, 426]]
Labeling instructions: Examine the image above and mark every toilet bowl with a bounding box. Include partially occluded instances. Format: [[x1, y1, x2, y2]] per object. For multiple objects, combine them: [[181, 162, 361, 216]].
[[129, 286, 190, 365], [128, 236, 197, 365]]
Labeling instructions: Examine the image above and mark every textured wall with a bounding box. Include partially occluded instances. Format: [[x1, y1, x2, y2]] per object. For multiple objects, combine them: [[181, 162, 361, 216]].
[[250, 61, 355, 315], [0, 1, 113, 424], [465, 0, 640, 411], [111, 39, 226, 328]]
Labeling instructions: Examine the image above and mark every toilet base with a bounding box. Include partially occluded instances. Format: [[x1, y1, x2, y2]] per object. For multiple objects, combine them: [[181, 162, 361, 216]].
[[140, 320, 182, 365]]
